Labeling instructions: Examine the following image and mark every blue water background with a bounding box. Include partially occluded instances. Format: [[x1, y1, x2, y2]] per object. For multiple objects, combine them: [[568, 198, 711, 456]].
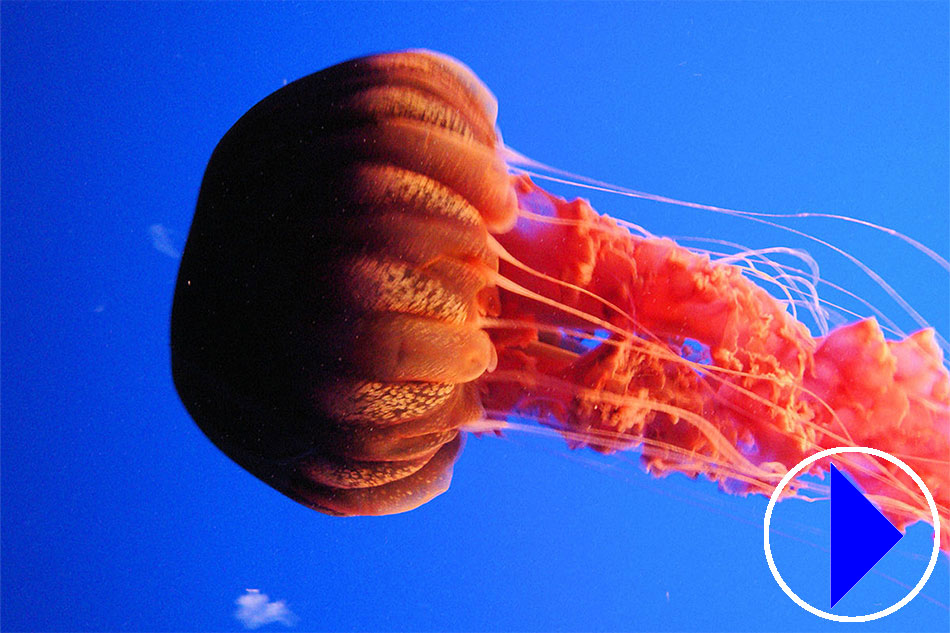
[[3, 2, 948, 631]]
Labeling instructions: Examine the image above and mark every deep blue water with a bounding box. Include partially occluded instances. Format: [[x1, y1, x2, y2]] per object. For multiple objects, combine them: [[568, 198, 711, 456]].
[[3, 3, 948, 632]]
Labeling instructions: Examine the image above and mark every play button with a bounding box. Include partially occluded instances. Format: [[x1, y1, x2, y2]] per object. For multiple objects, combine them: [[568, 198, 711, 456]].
[[763, 446, 941, 622], [830, 463, 903, 607]]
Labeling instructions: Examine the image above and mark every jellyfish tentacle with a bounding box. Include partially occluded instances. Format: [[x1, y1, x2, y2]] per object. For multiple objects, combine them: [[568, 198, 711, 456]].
[[486, 176, 949, 544]]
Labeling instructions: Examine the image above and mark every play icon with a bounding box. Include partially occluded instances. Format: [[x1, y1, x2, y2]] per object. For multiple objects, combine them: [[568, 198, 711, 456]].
[[830, 463, 903, 607]]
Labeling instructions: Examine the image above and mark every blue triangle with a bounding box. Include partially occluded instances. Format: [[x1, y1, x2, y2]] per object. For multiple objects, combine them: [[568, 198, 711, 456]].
[[830, 463, 903, 607]]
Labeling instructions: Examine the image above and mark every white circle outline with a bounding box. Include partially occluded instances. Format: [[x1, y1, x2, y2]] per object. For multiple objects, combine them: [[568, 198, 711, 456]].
[[763, 446, 940, 622]]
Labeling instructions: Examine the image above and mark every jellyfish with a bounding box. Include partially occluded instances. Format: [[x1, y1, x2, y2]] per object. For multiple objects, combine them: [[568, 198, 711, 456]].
[[171, 50, 948, 549]]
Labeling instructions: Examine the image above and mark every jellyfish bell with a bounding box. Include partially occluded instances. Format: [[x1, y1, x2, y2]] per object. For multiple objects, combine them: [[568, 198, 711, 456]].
[[171, 50, 948, 547], [172, 50, 515, 516]]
